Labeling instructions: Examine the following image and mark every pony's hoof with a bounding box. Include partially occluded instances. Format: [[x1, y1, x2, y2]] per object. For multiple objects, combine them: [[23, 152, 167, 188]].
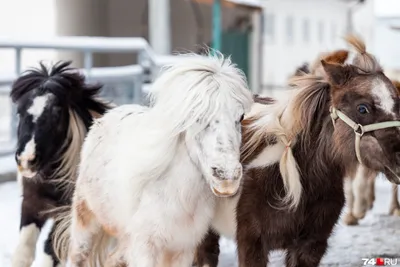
[[343, 213, 359, 225], [11, 255, 34, 267], [389, 207, 400, 216]]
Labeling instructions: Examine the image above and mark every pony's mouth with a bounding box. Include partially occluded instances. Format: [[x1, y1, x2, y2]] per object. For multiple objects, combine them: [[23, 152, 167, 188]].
[[17, 165, 37, 179], [210, 180, 240, 197]]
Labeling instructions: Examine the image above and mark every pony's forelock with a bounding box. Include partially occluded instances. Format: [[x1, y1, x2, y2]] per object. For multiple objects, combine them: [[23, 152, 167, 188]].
[[147, 51, 253, 135], [344, 34, 382, 74]]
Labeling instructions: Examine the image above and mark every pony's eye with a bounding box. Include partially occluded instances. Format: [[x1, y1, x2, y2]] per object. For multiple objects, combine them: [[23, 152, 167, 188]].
[[240, 114, 244, 122], [357, 104, 369, 114]]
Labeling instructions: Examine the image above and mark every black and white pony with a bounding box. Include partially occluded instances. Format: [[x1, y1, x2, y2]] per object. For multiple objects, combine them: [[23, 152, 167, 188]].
[[10, 61, 111, 267]]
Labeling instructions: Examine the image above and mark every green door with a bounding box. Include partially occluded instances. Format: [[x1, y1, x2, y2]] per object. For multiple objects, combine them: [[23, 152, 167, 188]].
[[221, 30, 250, 80]]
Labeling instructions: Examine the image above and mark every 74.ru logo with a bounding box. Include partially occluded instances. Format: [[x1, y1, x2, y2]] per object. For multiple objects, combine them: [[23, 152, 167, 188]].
[[362, 258, 398, 266]]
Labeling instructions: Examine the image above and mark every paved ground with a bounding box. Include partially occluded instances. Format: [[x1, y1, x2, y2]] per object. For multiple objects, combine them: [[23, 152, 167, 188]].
[[0, 176, 399, 266]]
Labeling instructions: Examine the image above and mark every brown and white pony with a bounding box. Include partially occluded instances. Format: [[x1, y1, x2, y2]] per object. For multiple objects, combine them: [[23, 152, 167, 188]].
[[343, 81, 400, 225], [10, 61, 111, 267], [297, 51, 400, 226], [194, 35, 400, 267]]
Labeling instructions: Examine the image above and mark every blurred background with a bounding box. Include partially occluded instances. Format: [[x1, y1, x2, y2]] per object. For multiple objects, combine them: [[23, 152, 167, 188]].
[[0, 0, 400, 266]]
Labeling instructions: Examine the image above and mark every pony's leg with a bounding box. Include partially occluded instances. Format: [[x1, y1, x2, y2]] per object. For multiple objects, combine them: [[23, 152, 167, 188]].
[[105, 238, 127, 267], [285, 239, 328, 267], [236, 217, 268, 267], [12, 179, 47, 267], [125, 233, 158, 267], [169, 250, 195, 267], [389, 185, 400, 216], [366, 175, 376, 210], [343, 177, 358, 225], [352, 166, 371, 219], [193, 229, 220, 267], [68, 200, 102, 267], [40, 221, 62, 267]]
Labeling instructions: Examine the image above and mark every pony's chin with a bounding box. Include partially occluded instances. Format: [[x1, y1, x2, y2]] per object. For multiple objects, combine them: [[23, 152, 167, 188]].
[[19, 169, 37, 179], [210, 180, 240, 197]]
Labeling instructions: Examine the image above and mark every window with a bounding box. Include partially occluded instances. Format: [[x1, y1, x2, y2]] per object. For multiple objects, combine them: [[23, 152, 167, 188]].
[[303, 19, 310, 43], [286, 16, 294, 44], [264, 12, 275, 43], [318, 21, 324, 44]]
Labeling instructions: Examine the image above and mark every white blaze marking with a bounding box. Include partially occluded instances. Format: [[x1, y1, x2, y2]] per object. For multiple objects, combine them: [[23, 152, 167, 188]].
[[372, 79, 395, 115], [28, 94, 51, 122], [19, 136, 36, 169], [12, 223, 40, 267]]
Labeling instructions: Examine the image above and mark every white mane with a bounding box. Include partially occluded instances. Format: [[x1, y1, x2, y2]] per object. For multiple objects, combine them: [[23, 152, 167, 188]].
[[109, 52, 253, 182], [148, 52, 253, 137]]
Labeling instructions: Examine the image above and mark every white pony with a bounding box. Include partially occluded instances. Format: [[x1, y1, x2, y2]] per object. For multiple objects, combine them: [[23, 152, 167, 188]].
[[54, 52, 253, 266]]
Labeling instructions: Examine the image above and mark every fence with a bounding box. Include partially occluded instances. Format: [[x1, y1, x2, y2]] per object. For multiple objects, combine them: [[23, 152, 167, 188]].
[[0, 36, 187, 156]]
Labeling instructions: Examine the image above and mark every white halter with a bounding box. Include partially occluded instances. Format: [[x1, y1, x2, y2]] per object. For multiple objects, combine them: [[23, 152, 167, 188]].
[[330, 107, 400, 165]]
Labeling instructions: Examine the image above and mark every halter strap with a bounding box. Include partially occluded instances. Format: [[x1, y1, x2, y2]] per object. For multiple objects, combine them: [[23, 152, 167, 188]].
[[330, 107, 400, 165]]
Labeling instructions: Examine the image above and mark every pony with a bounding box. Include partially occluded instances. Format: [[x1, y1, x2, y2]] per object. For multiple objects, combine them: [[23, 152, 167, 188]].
[[10, 61, 110, 267], [194, 35, 400, 267], [343, 83, 400, 225], [53, 52, 254, 267], [294, 51, 400, 226], [193, 47, 348, 267], [343, 165, 400, 225]]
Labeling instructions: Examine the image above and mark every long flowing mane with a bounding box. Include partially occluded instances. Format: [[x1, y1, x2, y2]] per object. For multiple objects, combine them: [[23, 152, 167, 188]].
[[148, 52, 253, 136], [123, 52, 253, 181], [10, 61, 111, 196], [288, 34, 383, 173], [240, 47, 357, 209]]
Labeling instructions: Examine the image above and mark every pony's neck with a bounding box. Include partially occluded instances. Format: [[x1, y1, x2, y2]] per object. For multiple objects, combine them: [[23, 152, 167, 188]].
[[296, 114, 348, 186]]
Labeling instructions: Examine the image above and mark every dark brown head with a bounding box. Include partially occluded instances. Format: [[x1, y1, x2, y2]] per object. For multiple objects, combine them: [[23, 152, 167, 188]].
[[321, 35, 400, 184]]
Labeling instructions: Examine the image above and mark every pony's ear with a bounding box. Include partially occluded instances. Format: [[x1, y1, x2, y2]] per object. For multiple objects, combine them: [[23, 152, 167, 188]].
[[392, 80, 400, 96], [321, 60, 352, 86], [324, 50, 349, 65]]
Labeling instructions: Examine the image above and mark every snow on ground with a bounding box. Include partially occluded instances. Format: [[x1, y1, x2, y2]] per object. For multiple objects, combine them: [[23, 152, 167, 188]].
[[0, 176, 399, 267]]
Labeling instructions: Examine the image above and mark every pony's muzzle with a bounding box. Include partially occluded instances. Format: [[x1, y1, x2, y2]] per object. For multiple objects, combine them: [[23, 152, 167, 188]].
[[210, 165, 243, 197], [211, 179, 241, 197], [16, 155, 37, 178]]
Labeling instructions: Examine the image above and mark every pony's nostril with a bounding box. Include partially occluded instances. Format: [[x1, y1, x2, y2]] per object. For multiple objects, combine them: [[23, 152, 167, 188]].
[[211, 167, 224, 178]]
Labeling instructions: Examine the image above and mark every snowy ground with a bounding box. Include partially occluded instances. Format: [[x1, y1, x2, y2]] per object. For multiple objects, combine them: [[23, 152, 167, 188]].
[[0, 176, 399, 267]]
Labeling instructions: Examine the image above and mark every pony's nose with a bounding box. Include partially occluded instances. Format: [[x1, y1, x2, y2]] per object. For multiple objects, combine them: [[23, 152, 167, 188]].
[[211, 165, 243, 180]]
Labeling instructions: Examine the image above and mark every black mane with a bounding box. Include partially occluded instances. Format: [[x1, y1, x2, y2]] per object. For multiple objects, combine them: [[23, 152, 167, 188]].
[[10, 60, 110, 129]]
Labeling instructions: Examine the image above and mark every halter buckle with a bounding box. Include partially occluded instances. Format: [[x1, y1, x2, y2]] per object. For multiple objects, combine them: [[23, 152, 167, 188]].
[[354, 124, 365, 136]]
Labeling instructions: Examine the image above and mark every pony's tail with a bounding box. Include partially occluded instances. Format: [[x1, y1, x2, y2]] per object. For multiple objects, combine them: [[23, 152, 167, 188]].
[[52, 206, 73, 263], [344, 34, 382, 73]]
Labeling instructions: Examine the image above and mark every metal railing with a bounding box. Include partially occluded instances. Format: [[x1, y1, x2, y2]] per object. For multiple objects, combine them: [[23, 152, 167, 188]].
[[0, 36, 186, 156]]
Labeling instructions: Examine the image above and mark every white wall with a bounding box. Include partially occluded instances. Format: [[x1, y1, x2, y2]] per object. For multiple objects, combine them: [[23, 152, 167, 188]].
[[352, 0, 375, 52], [261, 0, 349, 88], [374, 17, 400, 78]]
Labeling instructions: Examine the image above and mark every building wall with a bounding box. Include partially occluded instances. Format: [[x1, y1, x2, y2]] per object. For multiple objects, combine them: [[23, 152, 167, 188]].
[[260, 0, 349, 88], [352, 0, 375, 52], [106, 0, 252, 67], [374, 17, 400, 79]]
